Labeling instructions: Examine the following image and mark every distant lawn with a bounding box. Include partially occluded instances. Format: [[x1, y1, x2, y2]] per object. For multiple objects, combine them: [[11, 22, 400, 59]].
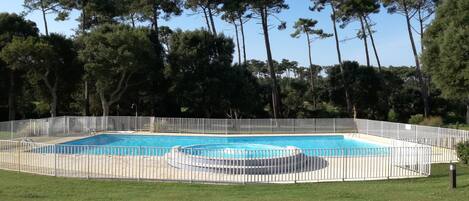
[[0, 131, 12, 140], [446, 124, 469, 131], [0, 164, 468, 201]]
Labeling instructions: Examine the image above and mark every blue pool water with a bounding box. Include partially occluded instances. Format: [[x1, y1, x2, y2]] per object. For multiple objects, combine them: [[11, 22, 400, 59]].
[[42, 134, 388, 157]]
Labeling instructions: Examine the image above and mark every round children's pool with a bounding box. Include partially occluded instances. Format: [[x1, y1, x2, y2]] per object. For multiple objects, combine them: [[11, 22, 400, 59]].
[[179, 143, 299, 159]]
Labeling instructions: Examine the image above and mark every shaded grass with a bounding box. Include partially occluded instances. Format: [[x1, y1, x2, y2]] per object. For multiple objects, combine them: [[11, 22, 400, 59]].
[[0, 164, 468, 201], [446, 124, 469, 131]]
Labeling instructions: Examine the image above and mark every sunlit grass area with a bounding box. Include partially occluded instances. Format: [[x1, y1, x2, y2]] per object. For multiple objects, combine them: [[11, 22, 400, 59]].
[[0, 164, 468, 201]]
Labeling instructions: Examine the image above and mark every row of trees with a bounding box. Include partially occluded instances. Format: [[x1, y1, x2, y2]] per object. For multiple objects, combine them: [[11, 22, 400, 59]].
[[0, 0, 467, 124]]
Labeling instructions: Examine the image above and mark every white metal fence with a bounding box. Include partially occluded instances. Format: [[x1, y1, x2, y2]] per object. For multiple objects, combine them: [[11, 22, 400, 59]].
[[355, 119, 469, 163], [0, 140, 431, 183], [0, 116, 153, 140], [0, 116, 468, 183], [154, 118, 357, 134]]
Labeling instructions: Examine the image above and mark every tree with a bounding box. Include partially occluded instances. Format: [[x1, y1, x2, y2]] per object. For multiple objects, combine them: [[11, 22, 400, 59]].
[[220, 10, 242, 64], [127, 0, 183, 115], [291, 18, 331, 107], [310, 0, 352, 114], [336, 0, 380, 68], [166, 29, 263, 117], [415, 0, 438, 53], [222, 0, 250, 64], [421, 0, 469, 123], [185, 0, 221, 35], [364, 17, 381, 70], [328, 61, 382, 118], [78, 24, 156, 116], [23, 0, 70, 36], [383, 0, 430, 117], [247, 0, 289, 118], [0, 13, 39, 120], [0, 35, 78, 117]]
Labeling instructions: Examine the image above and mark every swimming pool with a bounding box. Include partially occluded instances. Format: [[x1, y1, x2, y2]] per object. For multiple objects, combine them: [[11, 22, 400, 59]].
[[47, 134, 387, 157]]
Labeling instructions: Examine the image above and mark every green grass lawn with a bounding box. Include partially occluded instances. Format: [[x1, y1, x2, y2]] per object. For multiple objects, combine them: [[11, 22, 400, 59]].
[[0, 131, 12, 140], [0, 164, 468, 201], [446, 124, 469, 131]]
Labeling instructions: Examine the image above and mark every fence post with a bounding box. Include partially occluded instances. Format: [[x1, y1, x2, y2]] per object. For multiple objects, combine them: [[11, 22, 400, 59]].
[[17, 141, 21, 172], [270, 119, 273, 133], [332, 118, 337, 133], [29, 119, 32, 136], [138, 147, 141, 181], [366, 119, 370, 135], [314, 118, 317, 133], [342, 148, 347, 181], [415, 126, 418, 139], [54, 144, 57, 177], [292, 119, 296, 133], [10, 121, 13, 140], [87, 145, 90, 179], [47, 119, 50, 137], [397, 123, 400, 139], [381, 121, 384, 137], [225, 119, 228, 135], [437, 127, 441, 147], [63, 117, 67, 135], [202, 119, 205, 134], [387, 147, 391, 179]]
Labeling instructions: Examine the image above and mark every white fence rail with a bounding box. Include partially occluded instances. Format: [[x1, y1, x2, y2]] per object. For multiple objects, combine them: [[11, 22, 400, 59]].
[[154, 118, 356, 134], [0, 116, 153, 140], [355, 119, 469, 163], [0, 140, 431, 184], [1, 116, 468, 165]]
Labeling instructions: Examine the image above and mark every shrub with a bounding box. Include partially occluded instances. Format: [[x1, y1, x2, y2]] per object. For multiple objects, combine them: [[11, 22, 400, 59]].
[[456, 141, 469, 164], [419, 116, 444, 127], [387, 109, 398, 122], [408, 114, 424, 124]]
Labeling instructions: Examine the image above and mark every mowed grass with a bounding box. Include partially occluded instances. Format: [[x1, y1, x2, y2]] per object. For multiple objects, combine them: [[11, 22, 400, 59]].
[[0, 164, 468, 201]]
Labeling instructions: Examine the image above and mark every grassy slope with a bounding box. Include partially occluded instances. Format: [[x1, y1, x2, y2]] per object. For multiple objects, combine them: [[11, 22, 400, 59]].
[[0, 164, 468, 201]]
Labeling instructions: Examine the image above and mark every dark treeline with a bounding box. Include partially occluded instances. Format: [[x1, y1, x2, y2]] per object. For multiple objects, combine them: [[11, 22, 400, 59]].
[[0, 0, 467, 125]]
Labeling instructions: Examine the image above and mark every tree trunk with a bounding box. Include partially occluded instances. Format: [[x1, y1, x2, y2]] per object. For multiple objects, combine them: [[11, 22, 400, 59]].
[[359, 16, 370, 68], [234, 21, 241, 64], [151, 5, 164, 115], [331, 3, 351, 114], [101, 101, 110, 116], [84, 81, 89, 116], [50, 91, 57, 117], [306, 31, 316, 107], [239, 16, 247, 64], [466, 102, 469, 124], [40, 0, 49, 36], [42, 71, 58, 117], [418, 7, 424, 53], [404, 2, 430, 117], [365, 17, 381, 71], [8, 71, 16, 120], [130, 13, 136, 28], [202, 8, 211, 33], [207, 7, 217, 35], [81, 0, 89, 116], [260, 8, 281, 118]]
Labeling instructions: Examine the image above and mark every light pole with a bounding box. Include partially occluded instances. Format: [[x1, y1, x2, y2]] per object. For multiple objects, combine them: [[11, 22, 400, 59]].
[[131, 103, 138, 131]]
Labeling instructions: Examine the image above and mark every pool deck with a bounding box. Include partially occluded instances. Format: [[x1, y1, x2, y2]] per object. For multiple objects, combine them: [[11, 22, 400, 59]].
[[1, 132, 452, 183], [0, 148, 428, 184]]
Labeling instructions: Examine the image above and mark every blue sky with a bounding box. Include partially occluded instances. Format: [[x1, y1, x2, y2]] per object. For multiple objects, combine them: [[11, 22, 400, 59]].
[[0, 0, 422, 67]]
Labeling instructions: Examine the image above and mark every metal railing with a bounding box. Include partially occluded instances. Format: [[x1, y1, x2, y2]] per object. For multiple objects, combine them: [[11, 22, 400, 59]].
[[0, 116, 153, 140], [355, 119, 469, 163], [0, 116, 469, 183], [154, 118, 356, 134], [0, 140, 431, 183]]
